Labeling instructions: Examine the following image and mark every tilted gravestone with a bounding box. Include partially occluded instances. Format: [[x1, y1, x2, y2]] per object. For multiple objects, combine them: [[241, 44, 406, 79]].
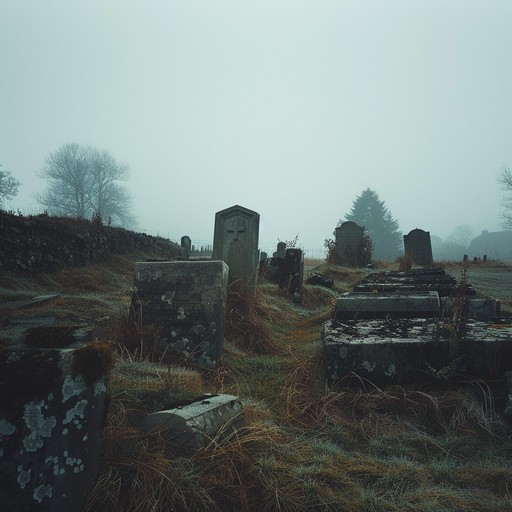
[[211, 205, 260, 293], [403, 228, 433, 266], [131, 260, 228, 367], [0, 331, 112, 511], [334, 221, 365, 267]]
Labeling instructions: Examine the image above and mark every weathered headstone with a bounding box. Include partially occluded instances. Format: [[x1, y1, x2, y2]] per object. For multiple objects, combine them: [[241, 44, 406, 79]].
[[131, 260, 228, 367], [282, 248, 304, 303], [334, 221, 365, 267], [180, 236, 191, 258], [211, 205, 260, 293], [273, 242, 286, 258], [403, 228, 433, 266], [0, 333, 112, 511]]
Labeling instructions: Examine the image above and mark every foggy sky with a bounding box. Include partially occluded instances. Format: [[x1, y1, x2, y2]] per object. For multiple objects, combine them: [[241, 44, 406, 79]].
[[2, 1, 511, 255]]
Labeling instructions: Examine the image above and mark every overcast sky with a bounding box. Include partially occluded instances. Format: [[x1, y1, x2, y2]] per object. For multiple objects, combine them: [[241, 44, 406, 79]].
[[2, 1, 511, 254]]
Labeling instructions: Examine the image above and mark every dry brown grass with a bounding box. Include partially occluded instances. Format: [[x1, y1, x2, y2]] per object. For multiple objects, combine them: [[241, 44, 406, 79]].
[[225, 289, 282, 354]]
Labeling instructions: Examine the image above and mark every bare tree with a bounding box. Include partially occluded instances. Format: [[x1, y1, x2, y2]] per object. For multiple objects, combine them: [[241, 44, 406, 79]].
[[447, 224, 474, 248], [36, 143, 135, 227], [88, 148, 136, 226], [0, 165, 21, 208], [498, 165, 512, 229]]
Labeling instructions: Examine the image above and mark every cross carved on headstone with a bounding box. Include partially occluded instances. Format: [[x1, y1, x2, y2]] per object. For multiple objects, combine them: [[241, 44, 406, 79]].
[[226, 217, 246, 241]]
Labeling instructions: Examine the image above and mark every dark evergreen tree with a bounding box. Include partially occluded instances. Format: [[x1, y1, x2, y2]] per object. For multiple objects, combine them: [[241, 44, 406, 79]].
[[342, 188, 402, 260]]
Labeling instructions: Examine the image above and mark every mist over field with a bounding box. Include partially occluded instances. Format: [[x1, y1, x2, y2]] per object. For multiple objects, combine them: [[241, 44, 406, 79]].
[[2, 1, 511, 253]]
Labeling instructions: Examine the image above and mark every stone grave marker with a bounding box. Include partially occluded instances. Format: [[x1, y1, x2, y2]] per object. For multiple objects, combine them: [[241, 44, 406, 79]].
[[282, 248, 304, 303], [334, 221, 365, 267], [211, 205, 260, 293], [403, 228, 433, 266], [142, 394, 244, 454], [181, 236, 191, 258], [131, 260, 228, 367], [0, 332, 112, 511]]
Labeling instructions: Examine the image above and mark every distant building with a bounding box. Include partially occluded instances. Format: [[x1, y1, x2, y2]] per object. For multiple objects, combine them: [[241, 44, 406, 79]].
[[467, 230, 512, 260]]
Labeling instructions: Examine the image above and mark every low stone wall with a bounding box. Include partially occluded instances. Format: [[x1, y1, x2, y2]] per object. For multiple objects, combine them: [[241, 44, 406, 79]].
[[0, 211, 183, 274]]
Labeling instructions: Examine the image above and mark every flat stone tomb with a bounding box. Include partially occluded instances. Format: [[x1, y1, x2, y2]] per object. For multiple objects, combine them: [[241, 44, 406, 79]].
[[441, 296, 501, 321], [323, 318, 512, 385], [131, 260, 228, 367], [354, 270, 476, 297], [335, 291, 441, 320]]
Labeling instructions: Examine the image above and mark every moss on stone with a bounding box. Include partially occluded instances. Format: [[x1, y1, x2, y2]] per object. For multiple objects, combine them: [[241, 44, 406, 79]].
[[72, 341, 114, 385]]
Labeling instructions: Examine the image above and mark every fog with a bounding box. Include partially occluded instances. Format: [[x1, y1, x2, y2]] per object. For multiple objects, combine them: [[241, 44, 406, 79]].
[[2, 1, 511, 255]]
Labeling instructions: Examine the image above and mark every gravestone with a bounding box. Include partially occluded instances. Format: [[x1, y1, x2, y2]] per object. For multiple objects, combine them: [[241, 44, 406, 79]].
[[334, 221, 365, 267], [0, 334, 111, 511], [131, 260, 228, 367], [180, 236, 191, 258], [211, 205, 260, 293], [282, 248, 304, 303], [403, 228, 433, 266], [273, 242, 286, 258]]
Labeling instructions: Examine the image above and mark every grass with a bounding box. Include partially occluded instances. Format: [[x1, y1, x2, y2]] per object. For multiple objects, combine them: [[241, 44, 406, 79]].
[[3, 254, 512, 511]]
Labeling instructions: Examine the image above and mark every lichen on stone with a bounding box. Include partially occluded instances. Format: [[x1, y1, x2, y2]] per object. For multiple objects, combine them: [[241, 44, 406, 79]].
[[22, 401, 57, 452]]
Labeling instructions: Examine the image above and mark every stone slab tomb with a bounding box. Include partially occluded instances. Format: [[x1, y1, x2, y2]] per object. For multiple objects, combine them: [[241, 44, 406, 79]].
[[323, 319, 512, 385], [0, 329, 111, 511], [131, 260, 228, 367], [334, 221, 365, 267], [441, 296, 501, 320], [212, 204, 260, 293], [354, 269, 475, 298], [403, 228, 433, 266], [142, 394, 244, 454], [335, 291, 441, 320]]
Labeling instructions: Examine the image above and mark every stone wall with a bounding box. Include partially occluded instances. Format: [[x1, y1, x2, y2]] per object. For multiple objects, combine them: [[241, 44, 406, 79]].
[[0, 211, 183, 274]]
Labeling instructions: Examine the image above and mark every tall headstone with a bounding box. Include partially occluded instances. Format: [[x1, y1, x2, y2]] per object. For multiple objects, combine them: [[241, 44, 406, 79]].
[[212, 205, 260, 293], [181, 236, 191, 258], [131, 260, 228, 367], [334, 221, 365, 267], [403, 229, 433, 266]]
